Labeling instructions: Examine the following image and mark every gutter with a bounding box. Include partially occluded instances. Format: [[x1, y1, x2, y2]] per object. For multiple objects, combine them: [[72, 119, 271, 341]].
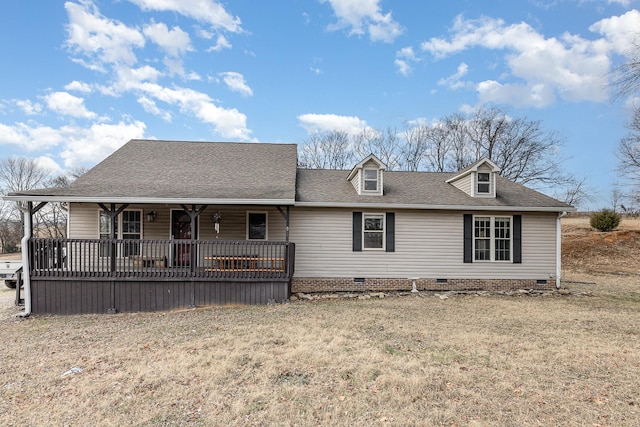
[[295, 201, 575, 213], [556, 211, 568, 289], [2, 195, 296, 206], [18, 207, 32, 317]]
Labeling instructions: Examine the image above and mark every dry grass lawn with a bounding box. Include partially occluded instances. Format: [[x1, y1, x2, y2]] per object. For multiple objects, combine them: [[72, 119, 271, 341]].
[[0, 216, 639, 426]]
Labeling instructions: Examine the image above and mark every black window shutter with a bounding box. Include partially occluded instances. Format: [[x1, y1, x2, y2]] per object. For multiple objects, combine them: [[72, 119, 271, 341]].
[[463, 214, 472, 263], [513, 215, 522, 263], [353, 212, 362, 252], [386, 212, 395, 252]]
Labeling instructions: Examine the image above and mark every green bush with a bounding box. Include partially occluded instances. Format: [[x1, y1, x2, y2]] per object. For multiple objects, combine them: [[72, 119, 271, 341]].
[[590, 209, 621, 232]]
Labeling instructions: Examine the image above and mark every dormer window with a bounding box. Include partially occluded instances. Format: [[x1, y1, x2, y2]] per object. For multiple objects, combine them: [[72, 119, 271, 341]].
[[364, 169, 378, 191], [445, 158, 500, 199], [347, 154, 386, 196], [477, 173, 490, 194]]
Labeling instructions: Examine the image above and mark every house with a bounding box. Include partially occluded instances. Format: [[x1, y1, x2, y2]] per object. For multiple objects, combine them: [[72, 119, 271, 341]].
[[4, 139, 574, 315]]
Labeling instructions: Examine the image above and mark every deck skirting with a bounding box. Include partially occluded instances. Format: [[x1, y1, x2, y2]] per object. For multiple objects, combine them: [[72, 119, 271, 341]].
[[30, 278, 290, 314]]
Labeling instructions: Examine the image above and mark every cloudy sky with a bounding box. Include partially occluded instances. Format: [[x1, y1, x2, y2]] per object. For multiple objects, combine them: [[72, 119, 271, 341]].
[[1, 0, 639, 207]]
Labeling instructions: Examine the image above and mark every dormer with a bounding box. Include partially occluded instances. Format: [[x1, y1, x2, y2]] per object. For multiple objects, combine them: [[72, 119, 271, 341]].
[[347, 154, 387, 196], [446, 158, 501, 198]]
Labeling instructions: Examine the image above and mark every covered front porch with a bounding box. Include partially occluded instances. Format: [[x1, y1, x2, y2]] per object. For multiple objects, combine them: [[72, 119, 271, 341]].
[[24, 202, 296, 314]]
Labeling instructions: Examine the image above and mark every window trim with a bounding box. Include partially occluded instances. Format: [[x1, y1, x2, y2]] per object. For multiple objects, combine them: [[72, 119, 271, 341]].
[[472, 215, 512, 262], [477, 172, 490, 194], [363, 168, 379, 192], [99, 209, 143, 258], [362, 212, 385, 251], [246, 211, 268, 241]]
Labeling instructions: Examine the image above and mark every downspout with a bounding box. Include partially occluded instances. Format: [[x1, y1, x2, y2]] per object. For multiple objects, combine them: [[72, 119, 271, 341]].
[[19, 202, 33, 317], [556, 211, 568, 289]]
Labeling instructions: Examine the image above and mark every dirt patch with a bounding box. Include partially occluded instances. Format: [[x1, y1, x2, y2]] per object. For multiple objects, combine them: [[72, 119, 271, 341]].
[[562, 216, 640, 276]]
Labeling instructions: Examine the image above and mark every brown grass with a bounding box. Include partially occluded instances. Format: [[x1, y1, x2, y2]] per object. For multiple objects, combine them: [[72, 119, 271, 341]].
[[0, 217, 638, 426]]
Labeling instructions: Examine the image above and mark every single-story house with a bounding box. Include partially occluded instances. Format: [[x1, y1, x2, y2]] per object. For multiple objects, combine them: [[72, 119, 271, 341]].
[[4, 139, 574, 315]]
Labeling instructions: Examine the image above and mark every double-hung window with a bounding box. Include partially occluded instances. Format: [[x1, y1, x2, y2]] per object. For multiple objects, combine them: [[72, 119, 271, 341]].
[[363, 169, 378, 191], [477, 172, 490, 194], [363, 214, 384, 250], [473, 216, 511, 262], [99, 210, 142, 257]]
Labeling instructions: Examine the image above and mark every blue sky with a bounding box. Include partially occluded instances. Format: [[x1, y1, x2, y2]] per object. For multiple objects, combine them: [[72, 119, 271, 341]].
[[1, 0, 639, 208]]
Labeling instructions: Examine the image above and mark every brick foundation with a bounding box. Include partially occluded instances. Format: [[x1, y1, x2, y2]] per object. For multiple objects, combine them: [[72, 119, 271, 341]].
[[291, 277, 555, 293]]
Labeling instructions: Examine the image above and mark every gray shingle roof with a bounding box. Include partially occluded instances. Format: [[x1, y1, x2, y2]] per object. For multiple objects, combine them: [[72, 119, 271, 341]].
[[296, 169, 572, 210], [15, 140, 298, 203], [6, 140, 572, 211]]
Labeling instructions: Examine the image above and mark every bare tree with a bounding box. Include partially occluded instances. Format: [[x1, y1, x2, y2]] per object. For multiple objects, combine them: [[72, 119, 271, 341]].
[[353, 127, 401, 170], [612, 39, 640, 99], [552, 176, 594, 210], [399, 123, 430, 171], [298, 131, 355, 169], [617, 107, 640, 182], [0, 158, 85, 249]]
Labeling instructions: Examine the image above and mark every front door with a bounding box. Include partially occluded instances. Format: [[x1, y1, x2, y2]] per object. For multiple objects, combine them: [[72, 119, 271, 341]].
[[172, 210, 194, 266]]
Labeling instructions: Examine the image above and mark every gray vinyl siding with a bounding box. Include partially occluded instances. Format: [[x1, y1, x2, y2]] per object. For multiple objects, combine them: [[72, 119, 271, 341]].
[[290, 208, 557, 280], [450, 173, 472, 195], [68, 203, 287, 241], [349, 171, 360, 193]]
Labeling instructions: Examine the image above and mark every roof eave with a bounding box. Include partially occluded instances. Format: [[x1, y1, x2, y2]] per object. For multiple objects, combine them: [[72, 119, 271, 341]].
[[294, 201, 575, 212], [2, 195, 296, 206]]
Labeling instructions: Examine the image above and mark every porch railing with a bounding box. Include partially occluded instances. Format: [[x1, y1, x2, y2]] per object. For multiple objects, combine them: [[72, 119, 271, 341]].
[[28, 238, 295, 280]]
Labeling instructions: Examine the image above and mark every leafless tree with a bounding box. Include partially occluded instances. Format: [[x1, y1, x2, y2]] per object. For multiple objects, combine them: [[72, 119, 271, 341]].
[[353, 127, 401, 170], [298, 131, 355, 169], [612, 39, 640, 99], [617, 107, 640, 182], [399, 122, 429, 171], [0, 158, 84, 250], [552, 176, 594, 210], [297, 105, 579, 202]]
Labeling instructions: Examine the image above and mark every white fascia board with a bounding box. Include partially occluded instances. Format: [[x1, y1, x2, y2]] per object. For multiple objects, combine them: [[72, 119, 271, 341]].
[[294, 201, 576, 213], [2, 195, 296, 206]]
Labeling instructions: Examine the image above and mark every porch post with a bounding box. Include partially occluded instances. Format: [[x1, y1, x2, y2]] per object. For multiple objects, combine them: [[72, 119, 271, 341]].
[[180, 204, 208, 273], [98, 203, 129, 274], [276, 206, 290, 242]]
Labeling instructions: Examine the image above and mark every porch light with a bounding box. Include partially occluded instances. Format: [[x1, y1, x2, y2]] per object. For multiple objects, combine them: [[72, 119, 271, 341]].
[[146, 211, 156, 222], [213, 211, 222, 235]]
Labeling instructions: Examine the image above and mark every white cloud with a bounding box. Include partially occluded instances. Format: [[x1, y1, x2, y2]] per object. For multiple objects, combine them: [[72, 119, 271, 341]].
[[297, 113, 368, 135], [476, 80, 555, 108], [64, 80, 92, 93], [395, 46, 418, 76], [44, 91, 97, 119], [137, 96, 172, 121], [607, 0, 630, 6], [14, 99, 42, 116], [0, 119, 146, 167], [218, 72, 253, 96], [65, 1, 145, 67], [420, 14, 621, 107], [59, 120, 147, 167], [127, 0, 243, 33], [438, 62, 470, 90], [34, 156, 64, 176], [143, 20, 193, 57], [589, 9, 640, 55], [0, 122, 66, 151], [133, 82, 251, 139], [320, 0, 404, 43], [207, 35, 232, 52]]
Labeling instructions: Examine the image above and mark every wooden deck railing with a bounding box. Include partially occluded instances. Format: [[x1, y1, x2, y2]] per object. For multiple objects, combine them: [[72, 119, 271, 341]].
[[28, 238, 295, 280]]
